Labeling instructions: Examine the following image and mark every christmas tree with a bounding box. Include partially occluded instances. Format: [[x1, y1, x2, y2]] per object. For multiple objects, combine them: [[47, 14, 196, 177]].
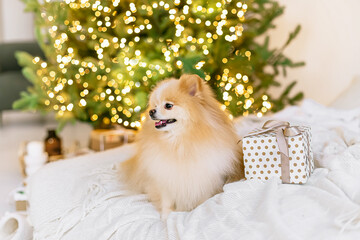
[[14, 0, 304, 130]]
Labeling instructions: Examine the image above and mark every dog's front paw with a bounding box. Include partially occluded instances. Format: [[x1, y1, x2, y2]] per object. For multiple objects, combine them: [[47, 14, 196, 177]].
[[160, 208, 172, 220]]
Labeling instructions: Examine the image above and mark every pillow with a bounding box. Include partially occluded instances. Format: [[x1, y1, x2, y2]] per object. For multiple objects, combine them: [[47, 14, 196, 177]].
[[330, 75, 360, 109]]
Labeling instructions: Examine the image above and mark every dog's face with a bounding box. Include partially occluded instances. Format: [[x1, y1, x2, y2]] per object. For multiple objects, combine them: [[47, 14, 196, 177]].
[[147, 74, 204, 132]]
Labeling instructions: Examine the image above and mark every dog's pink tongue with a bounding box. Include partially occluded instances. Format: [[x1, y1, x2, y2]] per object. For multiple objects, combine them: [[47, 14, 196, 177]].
[[155, 120, 167, 126]]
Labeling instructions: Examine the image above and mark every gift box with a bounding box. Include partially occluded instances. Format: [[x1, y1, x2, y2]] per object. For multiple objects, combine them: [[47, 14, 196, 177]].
[[90, 128, 136, 151], [13, 187, 28, 211], [242, 120, 314, 184]]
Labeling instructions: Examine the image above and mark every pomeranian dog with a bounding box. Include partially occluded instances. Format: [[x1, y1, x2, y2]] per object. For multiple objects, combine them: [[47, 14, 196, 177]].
[[121, 74, 243, 218]]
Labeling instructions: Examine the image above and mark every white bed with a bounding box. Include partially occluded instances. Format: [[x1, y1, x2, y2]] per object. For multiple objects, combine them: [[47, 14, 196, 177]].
[[24, 99, 360, 239]]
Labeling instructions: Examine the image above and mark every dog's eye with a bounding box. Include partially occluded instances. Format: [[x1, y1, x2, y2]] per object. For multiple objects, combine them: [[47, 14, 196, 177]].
[[164, 103, 173, 110]]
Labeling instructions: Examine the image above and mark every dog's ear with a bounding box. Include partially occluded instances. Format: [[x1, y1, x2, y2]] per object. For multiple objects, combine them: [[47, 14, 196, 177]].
[[179, 74, 203, 96]]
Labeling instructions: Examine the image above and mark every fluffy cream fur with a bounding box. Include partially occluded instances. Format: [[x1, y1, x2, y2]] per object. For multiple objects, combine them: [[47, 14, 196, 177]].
[[121, 74, 243, 218]]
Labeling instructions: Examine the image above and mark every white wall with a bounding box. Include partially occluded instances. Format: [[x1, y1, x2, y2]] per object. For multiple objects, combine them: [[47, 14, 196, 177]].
[[0, 0, 34, 43], [267, 0, 360, 105]]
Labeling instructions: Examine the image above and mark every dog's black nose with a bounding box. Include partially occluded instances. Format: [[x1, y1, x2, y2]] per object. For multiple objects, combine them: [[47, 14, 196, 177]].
[[149, 109, 156, 117]]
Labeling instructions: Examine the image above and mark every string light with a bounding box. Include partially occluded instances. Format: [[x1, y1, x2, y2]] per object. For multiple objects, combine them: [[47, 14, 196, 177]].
[[27, 0, 273, 129]]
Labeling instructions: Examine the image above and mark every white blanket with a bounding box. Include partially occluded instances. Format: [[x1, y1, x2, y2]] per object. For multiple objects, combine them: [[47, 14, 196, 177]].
[[27, 100, 360, 239]]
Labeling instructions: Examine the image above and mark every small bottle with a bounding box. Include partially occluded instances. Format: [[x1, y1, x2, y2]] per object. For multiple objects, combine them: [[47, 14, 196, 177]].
[[44, 130, 62, 161]]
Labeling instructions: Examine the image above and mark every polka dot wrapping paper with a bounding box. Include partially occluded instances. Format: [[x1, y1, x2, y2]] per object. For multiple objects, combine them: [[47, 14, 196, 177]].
[[242, 126, 314, 184]]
